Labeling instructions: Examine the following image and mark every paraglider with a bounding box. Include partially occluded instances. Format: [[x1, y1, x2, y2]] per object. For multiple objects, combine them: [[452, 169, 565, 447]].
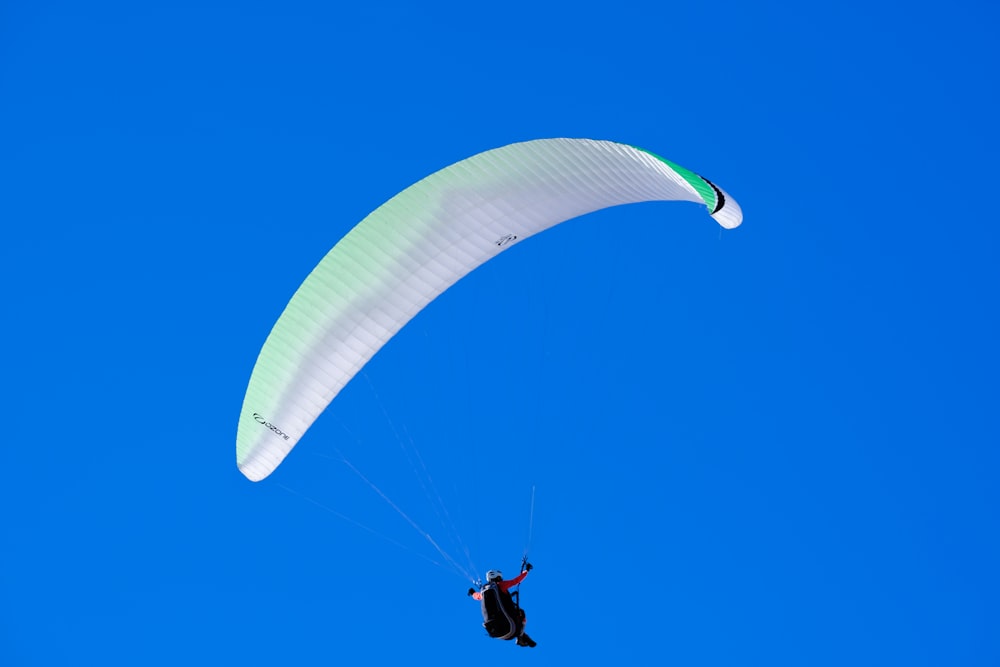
[[236, 138, 743, 482], [468, 562, 536, 647], [235, 137, 742, 646]]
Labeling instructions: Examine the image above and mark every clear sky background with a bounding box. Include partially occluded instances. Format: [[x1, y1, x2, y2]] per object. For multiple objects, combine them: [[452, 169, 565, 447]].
[[2, 1, 998, 665]]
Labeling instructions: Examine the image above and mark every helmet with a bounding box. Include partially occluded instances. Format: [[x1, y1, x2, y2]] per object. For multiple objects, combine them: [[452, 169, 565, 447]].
[[485, 570, 503, 583]]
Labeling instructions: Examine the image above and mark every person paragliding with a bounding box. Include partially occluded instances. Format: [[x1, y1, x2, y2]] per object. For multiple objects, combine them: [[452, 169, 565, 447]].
[[467, 561, 536, 647]]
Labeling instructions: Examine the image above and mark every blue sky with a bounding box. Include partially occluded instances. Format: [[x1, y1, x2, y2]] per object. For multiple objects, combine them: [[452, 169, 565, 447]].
[[2, 1, 998, 665]]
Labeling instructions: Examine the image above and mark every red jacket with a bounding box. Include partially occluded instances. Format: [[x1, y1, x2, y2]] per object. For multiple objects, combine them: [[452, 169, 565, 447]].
[[472, 570, 528, 600]]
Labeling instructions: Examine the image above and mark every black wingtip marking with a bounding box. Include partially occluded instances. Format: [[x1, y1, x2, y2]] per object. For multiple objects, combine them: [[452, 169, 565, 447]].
[[702, 176, 726, 215]]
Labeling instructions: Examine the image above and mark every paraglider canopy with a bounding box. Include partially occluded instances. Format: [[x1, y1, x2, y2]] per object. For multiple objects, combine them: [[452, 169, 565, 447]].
[[236, 138, 742, 481]]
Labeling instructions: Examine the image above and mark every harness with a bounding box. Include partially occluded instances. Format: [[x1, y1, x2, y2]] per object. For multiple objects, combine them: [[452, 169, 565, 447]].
[[479, 582, 523, 640]]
